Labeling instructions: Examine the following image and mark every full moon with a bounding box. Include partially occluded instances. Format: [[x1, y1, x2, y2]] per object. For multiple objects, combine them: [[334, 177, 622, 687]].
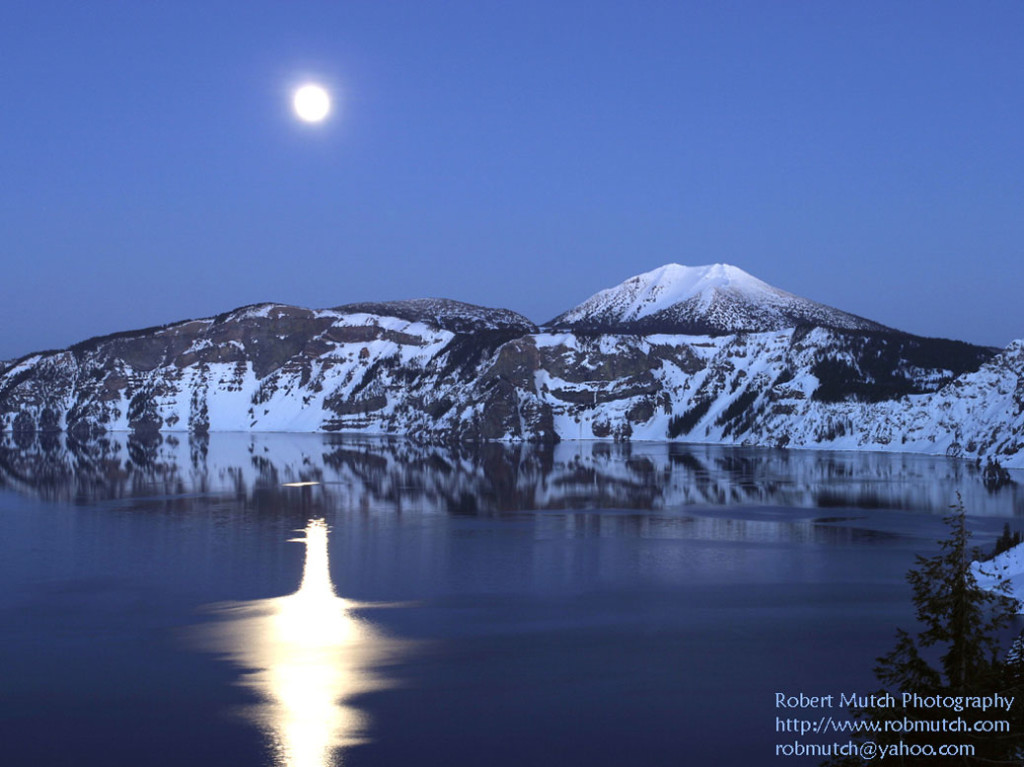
[[293, 84, 331, 123]]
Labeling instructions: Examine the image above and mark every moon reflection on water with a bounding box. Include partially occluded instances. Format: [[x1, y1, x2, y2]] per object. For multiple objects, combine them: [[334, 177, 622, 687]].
[[194, 519, 406, 767]]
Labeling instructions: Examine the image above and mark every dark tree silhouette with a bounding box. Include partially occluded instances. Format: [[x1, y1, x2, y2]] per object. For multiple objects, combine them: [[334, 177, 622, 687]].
[[825, 495, 1024, 766]]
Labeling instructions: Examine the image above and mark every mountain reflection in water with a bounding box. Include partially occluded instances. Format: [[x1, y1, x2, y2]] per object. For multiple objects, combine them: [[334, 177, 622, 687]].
[[0, 431, 1020, 516], [193, 518, 405, 767], [3, 432, 1023, 767]]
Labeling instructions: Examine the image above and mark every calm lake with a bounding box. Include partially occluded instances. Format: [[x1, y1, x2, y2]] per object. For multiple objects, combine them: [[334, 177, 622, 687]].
[[2, 433, 1022, 766]]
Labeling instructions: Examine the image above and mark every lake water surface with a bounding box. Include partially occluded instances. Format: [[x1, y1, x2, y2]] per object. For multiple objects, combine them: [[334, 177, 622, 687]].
[[2, 434, 1022, 766]]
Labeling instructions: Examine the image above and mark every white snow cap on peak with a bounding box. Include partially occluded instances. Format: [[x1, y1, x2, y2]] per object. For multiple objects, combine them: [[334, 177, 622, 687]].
[[565, 262, 784, 324], [616, 263, 772, 319], [549, 262, 892, 334]]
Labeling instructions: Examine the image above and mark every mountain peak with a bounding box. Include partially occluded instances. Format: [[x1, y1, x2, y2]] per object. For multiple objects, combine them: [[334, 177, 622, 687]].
[[331, 297, 537, 334], [547, 263, 893, 335], [616, 263, 768, 316]]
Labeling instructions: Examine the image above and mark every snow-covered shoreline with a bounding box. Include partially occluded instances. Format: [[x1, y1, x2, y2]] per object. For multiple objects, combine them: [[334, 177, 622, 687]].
[[972, 544, 1024, 608]]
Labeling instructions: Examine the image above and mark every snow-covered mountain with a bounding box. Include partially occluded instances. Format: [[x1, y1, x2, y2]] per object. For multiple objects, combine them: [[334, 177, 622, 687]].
[[1, 267, 1020, 467], [548, 263, 891, 334], [974, 542, 1024, 609], [331, 297, 536, 334]]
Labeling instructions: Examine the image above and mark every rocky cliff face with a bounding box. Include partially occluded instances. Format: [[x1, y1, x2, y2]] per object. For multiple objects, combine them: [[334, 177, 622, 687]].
[[1, 271, 1020, 467], [0, 299, 546, 442]]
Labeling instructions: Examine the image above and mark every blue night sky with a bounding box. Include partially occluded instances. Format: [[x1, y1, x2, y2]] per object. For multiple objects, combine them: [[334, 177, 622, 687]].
[[1, 1, 1021, 360]]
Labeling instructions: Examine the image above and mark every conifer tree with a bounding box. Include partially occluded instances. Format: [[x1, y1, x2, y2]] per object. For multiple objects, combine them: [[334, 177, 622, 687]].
[[825, 495, 1024, 766]]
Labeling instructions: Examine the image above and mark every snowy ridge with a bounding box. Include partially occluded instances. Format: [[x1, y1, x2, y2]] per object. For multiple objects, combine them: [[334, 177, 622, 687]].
[[0, 269, 1019, 468], [519, 328, 1021, 465], [332, 298, 536, 334], [972, 540, 1024, 611], [2, 324, 1014, 463], [973, 546, 1024, 599], [549, 263, 891, 335]]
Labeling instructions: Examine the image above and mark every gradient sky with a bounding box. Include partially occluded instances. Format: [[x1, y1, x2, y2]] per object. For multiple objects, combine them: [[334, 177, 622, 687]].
[[1, 1, 1021, 360]]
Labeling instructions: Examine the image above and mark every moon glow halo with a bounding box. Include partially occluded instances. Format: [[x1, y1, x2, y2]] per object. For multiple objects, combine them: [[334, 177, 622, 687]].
[[293, 84, 331, 123]]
